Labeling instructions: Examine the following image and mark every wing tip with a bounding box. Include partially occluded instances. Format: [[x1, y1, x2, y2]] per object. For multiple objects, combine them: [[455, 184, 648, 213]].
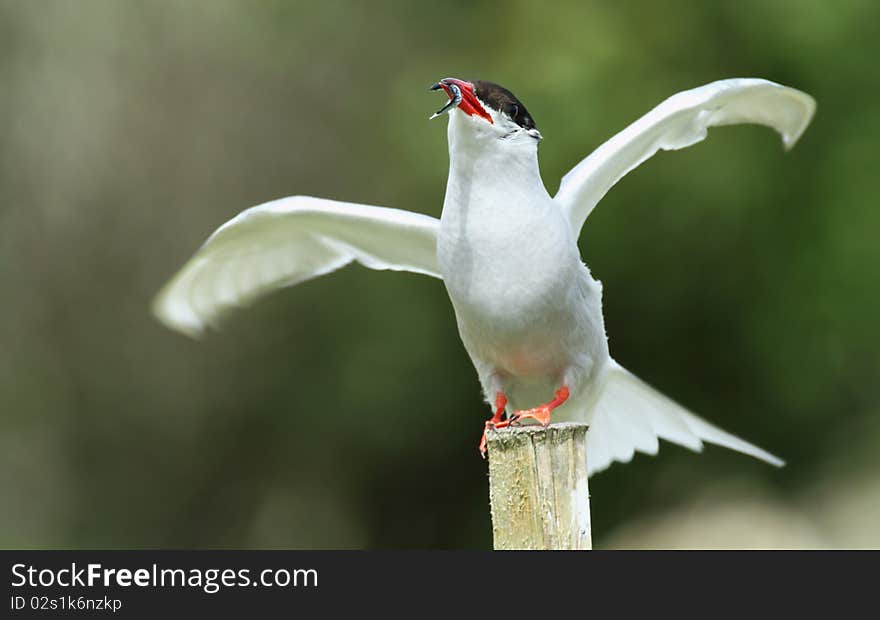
[[780, 88, 817, 152], [151, 288, 207, 340]]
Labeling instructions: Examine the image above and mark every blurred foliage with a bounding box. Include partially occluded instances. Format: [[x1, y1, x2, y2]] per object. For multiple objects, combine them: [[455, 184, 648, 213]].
[[1, 0, 878, 548]]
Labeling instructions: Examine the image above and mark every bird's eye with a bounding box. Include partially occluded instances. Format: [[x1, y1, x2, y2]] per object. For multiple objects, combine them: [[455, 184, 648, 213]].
[[505, 103, 519, 120]]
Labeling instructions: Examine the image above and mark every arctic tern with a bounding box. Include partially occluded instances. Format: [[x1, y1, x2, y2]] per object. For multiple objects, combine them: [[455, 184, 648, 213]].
[[154, 77, 815, 475]]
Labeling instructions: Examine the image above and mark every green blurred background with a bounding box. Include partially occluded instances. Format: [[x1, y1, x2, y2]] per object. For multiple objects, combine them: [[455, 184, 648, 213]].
[[2, 0, 878, 549]]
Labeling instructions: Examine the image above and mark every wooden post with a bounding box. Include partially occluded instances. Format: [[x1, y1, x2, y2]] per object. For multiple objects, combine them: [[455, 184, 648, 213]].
[[486, 423, 591, 550]]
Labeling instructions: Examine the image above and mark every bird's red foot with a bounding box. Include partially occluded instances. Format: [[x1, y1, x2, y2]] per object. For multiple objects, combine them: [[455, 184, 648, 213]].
[[509, 385, 570, 428], [509, 405, 553, 426], [478, 386, 571, 457], [478, 392, 508, 458]]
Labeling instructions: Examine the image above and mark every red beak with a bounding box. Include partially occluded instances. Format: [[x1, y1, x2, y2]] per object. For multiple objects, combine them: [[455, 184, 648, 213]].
[[429, 78, 493, 124]]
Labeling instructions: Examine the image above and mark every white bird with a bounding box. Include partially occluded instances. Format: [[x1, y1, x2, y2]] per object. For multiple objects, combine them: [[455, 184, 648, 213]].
[[153, 77, 815, 475]]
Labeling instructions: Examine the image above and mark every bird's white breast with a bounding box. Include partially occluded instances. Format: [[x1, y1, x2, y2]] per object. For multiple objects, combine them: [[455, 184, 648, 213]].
[[437, 112, 605, 386]]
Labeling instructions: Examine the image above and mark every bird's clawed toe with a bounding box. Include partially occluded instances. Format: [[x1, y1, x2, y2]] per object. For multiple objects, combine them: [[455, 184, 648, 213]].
[[478, 392, 510, 458], [477, 420, 510, 458], [509, 405, 553, 427], [479, 419, 512, 458]]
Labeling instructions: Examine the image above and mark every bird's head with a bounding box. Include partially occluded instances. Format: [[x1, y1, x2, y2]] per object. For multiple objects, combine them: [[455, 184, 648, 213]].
[[429, 78, 542, 145]]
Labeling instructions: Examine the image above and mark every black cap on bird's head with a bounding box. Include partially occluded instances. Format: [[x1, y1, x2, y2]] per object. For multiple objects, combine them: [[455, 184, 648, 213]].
[[472, 80, 538, 131], [429, 78, 541, 139]]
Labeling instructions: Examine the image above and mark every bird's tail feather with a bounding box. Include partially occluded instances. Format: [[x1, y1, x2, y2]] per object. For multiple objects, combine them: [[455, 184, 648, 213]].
[[585, 361, 784, 476]]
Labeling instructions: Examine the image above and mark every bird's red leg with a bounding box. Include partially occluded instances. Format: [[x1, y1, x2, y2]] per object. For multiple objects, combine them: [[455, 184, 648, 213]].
[[509, 385, 570, 427], [478, 392, 508, 458]]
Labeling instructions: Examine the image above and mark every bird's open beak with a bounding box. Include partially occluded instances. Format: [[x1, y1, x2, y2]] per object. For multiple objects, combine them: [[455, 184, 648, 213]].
[[429, 80, 462, 120], [428, 78, 493, 124]]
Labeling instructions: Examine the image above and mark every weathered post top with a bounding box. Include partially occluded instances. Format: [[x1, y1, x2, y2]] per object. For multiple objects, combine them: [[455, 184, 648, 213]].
[[486, 423, 591, 550]]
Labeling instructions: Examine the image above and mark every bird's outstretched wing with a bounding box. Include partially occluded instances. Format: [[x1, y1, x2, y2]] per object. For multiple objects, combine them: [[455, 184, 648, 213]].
[[153, 196, 441, 337], [555, 78, 816, 233]]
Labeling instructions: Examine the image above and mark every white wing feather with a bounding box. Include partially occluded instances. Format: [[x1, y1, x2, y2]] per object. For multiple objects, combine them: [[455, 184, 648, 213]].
[[556, 78, 816, 233], [586, 361, 784, 476], [153, 196, 441, 337]]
